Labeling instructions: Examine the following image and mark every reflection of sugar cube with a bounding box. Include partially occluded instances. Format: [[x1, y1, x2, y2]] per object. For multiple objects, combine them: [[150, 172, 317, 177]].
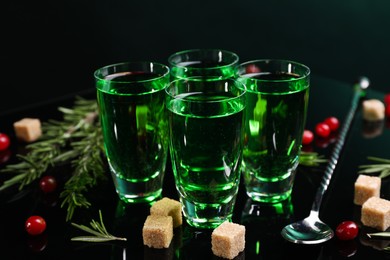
[[13, 118, 42, 142], [354, 174, 381, 205], [211, 221, 245, 259], [142, 215, 173, 248], [150, 197, 182, 228], [361, 197, 390, 231]]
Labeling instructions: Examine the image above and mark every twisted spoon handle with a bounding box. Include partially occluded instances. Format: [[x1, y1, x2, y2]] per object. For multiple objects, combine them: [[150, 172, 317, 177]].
[[311, 77, 369, 212]]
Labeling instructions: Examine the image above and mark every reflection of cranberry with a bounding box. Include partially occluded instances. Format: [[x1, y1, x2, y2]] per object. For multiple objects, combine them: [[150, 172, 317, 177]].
[[42, 193, 59, 207], [27, 233, 48, 252], [0, 149, 12, 164], [327, 132, 338, 144], [301, 144, 313, 153], [314, 132, 338, 148], [315, 137, 330, 148], [336, 239, 358, 257]]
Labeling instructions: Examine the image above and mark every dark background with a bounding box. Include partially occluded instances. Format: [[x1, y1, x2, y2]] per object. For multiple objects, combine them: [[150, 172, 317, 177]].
[[2, 0, 390, 114]]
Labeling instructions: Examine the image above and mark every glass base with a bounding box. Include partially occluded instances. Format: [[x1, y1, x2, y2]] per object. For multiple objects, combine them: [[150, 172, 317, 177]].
[[112, 172, 163, 203], [181, 197, 235, 229], [246, 190, 292, 203], [244, 171, 295, 203]]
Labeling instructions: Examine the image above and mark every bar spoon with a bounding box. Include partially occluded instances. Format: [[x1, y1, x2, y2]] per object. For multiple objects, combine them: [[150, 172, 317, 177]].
[[281, 77, 370, 244]]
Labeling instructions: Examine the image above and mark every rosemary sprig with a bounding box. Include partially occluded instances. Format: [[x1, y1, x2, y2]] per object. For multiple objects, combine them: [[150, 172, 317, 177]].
[[0, 97, 106, 221], [366, 232, 390, 252], [367, 232, 390, 238], [299, 151, 328, 166], [71, 210, 127, 242], [358, 156, 390, 178]]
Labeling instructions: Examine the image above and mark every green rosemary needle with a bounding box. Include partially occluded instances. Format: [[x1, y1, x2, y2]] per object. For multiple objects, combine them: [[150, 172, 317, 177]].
[[358, 156, 390, 178], [299, 151, 328, 166], [71, 210, 127, 242], [367, 232, 390, 238]]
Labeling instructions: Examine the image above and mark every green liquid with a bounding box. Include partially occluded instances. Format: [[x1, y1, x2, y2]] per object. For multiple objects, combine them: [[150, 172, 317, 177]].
[[97, 72, 169, 203], [167, 92, 245, 228], [170, 61, 237, 80], [241, 72, 309, 202]]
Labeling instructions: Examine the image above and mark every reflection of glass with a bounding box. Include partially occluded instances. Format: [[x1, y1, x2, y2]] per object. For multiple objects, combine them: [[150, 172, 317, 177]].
[[240, 198, 294, 258], [176, 226, 218, 259]]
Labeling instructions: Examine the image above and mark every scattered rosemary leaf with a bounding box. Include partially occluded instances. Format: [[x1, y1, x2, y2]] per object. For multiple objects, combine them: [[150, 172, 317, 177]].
[[71, 210, 127, 242], [366, 232, 390, 238], [358, 156, 390, 178], [299, 151, 328, 167]]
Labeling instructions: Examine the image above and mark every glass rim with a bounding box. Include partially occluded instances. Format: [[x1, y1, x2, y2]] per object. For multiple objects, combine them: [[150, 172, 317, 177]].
[[94, 61, 170, 84], [165, 78, 246, 104], [168, 48, 239, 68], [238, 59, 310, 82]]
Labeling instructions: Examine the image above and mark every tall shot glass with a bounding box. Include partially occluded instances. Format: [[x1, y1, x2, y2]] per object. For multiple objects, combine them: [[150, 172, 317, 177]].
[[237, 59, 310, 203], [95, 61, 170, 203], [165, 78, 246, 229], [168, 49, 239, 80]]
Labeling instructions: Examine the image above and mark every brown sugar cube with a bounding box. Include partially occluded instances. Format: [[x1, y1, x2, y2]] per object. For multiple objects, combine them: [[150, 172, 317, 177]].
[[362, 99, 385, 121], [361, 197, 390, 231], [211, 221, 245, 259], [142, 215, 173, 249], [150, 197, 182, 228], [13, 118, 42, 142], [354, 174, 381, 205]]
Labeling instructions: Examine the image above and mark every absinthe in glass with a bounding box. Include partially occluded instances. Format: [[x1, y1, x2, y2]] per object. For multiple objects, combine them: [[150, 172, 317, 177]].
[[242, 72, 309, 199], [167, 91, 245, 228], [97, 72, 168, 202], [171, 60, 236, 80]]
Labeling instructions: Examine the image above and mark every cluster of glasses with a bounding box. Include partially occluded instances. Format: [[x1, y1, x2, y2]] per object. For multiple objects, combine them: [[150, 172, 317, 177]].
[[94, 49, 310, 229]]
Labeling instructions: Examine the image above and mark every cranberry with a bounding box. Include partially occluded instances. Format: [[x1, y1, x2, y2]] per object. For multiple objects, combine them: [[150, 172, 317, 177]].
[[0, 133, 10, 151], [315, 122, 331, 138], [324, 116, 340, 131], [302, 129, 314, 145], [384, 93, 390, 105], [245, 64, 261, 74], [335, 221, 359, 240], [39, 175, 57, 193], [385, 105, 390, 118], [25, 215, 47, 236]]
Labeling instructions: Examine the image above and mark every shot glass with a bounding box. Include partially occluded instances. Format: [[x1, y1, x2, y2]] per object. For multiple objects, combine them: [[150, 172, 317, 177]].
[[166, 78, 246, 229], [95, 61, 170, 203], [237, 59, 310, 203], [168, 48, 239, 80]]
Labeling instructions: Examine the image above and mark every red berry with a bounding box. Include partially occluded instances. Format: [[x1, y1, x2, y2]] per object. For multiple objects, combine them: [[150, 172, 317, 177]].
[[39, 175, 57, 193], [384, 93, 390, 105], [324, 116, 340, 131], [0, 133, 10, 151], [245, 64, 261, 74], [335, 221, 359, 240], [302, 130, 314, 145], [25, 216, 47, 236], [315, 122, 331, 138], [385, 104, 390, 118]]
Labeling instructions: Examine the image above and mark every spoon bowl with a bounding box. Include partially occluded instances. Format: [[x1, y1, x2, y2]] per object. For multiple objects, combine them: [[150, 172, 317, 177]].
[[281, 211, 334, 244]]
